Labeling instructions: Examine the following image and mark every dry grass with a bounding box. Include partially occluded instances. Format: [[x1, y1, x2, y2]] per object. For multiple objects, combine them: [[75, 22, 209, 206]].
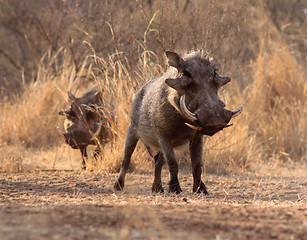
[[0, 53, 72, 148], [0, 0, 306, 174], [248, 39, 306, 162]]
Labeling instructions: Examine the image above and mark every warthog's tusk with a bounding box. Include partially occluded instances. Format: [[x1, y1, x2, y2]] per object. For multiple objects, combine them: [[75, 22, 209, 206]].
[[180, 95, 198, 121], [232, 106, 243, 118], [185, 122, 203, 131], [63, 119, 72, 130], [56, 126, 66, 139], [90, 122, 102, 140]]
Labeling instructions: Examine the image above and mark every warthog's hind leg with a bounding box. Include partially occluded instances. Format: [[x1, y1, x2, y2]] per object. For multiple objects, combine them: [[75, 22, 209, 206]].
[[114, 125, 139, 191], [152, 151, 165, 193]]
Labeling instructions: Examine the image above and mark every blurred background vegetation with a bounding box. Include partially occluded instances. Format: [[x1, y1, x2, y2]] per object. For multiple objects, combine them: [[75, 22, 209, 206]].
[[0, 0, 306, 174]]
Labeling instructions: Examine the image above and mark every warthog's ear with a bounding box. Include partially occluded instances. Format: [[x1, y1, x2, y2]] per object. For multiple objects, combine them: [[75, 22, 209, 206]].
[[82, 87, 103, 104], [95, 91, 102, 101], [166, 51, 184, 70], [68, 91, 77, 102], [214, 75, 231, 87], [91, 90, 103, 104], [165, 77, 192, 91]]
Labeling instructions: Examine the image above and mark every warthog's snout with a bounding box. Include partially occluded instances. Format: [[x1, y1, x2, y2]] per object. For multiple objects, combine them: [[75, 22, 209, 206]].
[[60, 122, 102, 149], [180, 95, 242, 135], [62, 131, 91, 149]]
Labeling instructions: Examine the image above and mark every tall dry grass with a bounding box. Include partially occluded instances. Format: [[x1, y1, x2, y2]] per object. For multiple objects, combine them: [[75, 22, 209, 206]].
[[1, 51, 74, 148], [248, 39, 306, 162], [0, 0, 306, 173]]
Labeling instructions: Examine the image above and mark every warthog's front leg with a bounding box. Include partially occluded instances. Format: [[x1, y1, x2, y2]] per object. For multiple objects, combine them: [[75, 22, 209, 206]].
[[190, 132, 208, 194], [91, 146, 102, 167], [152, 151, 165, 193], [80, 148, 88, 171], [93, 147, 101, 161], [159, 137, 182, 194], [114, 125, 139, 191]]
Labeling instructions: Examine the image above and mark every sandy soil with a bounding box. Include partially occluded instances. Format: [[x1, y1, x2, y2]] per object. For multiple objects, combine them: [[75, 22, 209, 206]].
[[0, 170, 306, 240]]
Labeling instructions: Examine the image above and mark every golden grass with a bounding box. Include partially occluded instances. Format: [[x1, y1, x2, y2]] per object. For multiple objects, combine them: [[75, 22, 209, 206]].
[[0, 55, 71, 149], [248, 39, 306, 162], [0, 1, 305, 174], [0, 39, 305, 174]]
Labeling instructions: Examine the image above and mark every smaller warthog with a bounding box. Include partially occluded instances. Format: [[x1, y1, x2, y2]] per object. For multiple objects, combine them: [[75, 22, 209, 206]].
[[59, 87, 115, 170], [114, 50, 242, 194]]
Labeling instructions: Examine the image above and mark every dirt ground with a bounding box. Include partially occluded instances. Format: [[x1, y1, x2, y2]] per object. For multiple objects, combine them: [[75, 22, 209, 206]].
[[0, 170, 306, 240]]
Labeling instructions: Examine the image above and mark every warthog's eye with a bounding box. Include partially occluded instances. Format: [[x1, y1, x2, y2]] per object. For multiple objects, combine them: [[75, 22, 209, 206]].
[[183, 70, 192, 79], [66, 107, 76, 119]]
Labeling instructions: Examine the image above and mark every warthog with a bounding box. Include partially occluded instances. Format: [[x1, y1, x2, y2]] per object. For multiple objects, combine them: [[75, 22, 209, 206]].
[[59, 87, 115, 170], [114, 50, 242, 194]]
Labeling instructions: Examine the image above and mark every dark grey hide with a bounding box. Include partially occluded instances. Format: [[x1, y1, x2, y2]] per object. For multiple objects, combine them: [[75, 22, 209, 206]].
[[59, 87, 115, 170], [114, 50, 242, 194]]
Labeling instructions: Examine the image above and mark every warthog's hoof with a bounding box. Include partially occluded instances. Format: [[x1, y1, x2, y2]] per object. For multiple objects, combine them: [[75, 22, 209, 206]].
[[152, 181, 164, 193], [114, 179, 124, 191], [193, 181, 209, 195], [169, 179, 182, 194]]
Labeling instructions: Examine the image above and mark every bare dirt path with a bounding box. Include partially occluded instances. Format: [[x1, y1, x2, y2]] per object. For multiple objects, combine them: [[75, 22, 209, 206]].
[[0, 171, 306, 240]]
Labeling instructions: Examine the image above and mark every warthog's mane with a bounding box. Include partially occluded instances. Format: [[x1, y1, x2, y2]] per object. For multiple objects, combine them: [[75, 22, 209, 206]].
[[182, 50, 212, 62]]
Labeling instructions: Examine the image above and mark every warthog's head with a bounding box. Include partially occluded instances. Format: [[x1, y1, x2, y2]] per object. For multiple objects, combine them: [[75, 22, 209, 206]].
[[165, 50, 242, 136], [58, 88, 104, 149]]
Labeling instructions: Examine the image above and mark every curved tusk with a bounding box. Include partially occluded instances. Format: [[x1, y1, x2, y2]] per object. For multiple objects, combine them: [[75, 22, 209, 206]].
[[56, 126, 66, 139], [91, 122, 102, 140], [232, 106, 243, 118], [63, 119, 71, 130], [180, 95, 198, 121], [185, 122, 203, 131]]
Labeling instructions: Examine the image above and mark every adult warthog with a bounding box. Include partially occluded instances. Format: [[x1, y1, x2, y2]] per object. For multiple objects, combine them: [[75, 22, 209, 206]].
[[59, 87, 116, 170], [114, 50, 242, 194]]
